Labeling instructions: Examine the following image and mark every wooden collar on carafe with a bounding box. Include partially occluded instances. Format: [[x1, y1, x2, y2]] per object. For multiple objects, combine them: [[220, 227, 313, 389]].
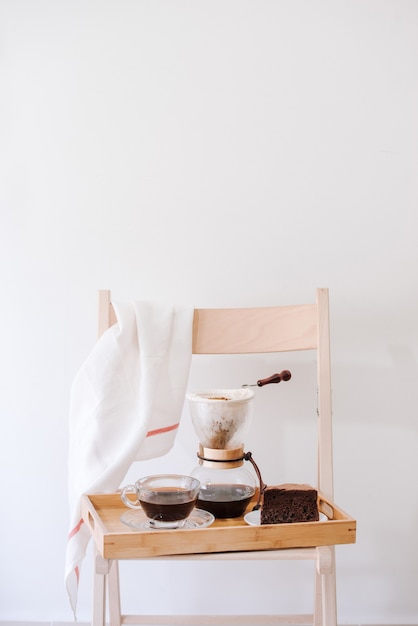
[[197, 444, 245, 469]]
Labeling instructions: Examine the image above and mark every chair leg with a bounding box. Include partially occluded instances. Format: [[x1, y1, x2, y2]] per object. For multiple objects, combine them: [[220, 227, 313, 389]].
[[93, 552, 108, 626], [321, 547, 337, 626], [313, 569, 323, 626], [314, 546, 337, 626], [108, 560, 121, 626]]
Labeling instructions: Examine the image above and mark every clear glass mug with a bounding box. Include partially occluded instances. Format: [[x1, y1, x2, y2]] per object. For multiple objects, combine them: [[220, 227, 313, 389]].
[[121, 474, 201, 529]]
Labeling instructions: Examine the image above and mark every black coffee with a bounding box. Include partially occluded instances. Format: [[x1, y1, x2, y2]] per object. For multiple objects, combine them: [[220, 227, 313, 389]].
[[197, 484, 255, 518], [140, 490, 196, 522]]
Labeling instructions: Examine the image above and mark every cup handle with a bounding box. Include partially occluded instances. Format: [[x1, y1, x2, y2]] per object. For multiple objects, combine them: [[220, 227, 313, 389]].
[[121, 484, 141, 509]]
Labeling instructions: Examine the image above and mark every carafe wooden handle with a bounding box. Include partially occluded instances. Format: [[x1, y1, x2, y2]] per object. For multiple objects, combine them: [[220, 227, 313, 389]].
[[256, 370, 292, 386]]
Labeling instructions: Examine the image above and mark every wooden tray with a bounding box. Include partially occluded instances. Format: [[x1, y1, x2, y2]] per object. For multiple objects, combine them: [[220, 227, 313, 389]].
[[82, 493, 356, 560]]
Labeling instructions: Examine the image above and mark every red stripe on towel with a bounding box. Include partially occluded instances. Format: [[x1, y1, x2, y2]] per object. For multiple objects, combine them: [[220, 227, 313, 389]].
[[146, 422, 179, 437], [68, 518, 84, 540]]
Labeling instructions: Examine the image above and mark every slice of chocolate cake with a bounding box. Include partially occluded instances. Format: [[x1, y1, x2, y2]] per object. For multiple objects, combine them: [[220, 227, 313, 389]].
[[260, 483, 319, 524]]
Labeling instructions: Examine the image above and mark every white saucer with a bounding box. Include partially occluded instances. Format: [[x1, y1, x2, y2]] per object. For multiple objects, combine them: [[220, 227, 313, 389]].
[[244, 510, 327, 526], [121, 508, 215, 530]]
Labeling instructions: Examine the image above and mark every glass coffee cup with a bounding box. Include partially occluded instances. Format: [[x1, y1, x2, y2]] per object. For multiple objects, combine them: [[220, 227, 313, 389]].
[[121, 474, 201, 529]]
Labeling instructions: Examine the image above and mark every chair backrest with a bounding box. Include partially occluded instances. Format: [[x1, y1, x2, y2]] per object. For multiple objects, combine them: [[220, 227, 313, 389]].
[[98, 288, 333, 500]]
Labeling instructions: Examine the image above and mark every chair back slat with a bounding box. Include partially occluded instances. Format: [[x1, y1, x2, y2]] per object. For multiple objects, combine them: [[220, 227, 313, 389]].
[[192, 304, 318, 354]]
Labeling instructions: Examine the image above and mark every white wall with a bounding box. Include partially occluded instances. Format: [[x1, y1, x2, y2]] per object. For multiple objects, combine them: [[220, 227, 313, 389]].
[[1, 1, 418, 623]]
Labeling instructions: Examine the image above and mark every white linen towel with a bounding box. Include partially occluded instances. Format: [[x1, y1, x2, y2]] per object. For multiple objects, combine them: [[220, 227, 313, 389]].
[[65, 300, 194, 618]]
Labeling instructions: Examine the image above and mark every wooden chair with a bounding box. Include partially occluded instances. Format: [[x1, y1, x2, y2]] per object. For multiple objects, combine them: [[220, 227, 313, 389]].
[[84, 287, 355, 626]]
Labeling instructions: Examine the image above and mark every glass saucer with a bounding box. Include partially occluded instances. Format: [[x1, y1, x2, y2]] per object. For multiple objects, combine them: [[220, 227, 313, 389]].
[[121, 508, 215, 530]]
